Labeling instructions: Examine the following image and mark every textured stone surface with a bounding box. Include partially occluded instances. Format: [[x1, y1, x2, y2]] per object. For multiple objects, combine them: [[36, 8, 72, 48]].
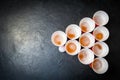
[[0, 0, 119, 80]]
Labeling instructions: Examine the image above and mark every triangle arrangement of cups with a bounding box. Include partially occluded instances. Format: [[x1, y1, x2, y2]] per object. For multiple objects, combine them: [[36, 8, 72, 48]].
[[51, 10, 109, 74]]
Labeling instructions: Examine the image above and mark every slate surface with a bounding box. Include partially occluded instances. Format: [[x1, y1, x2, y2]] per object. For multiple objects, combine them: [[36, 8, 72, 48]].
[[0, 0, 119, 80]]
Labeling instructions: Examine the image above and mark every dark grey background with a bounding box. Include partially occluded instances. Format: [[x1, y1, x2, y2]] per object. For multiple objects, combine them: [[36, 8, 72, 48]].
[[0, 0, 119, 80]]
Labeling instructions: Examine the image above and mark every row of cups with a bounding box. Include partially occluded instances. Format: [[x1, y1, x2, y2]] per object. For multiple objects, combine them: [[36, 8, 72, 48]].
[[51, 10, 109, 74]]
